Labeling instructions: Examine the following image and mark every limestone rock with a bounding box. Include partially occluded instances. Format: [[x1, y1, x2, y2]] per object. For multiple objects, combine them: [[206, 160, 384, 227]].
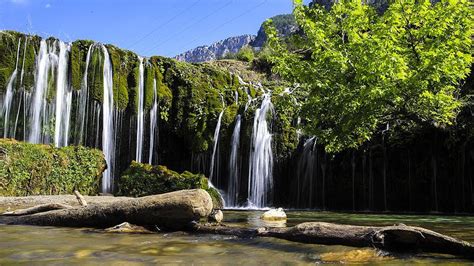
[[208, 210, 224, 223], [261, 208, 287, 221]]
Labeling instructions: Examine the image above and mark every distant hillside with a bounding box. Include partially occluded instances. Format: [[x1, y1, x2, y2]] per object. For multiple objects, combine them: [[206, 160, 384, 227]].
[[251, 14, 298, 48], [175, 14, 298, 63], [175, 35, 255, 63]]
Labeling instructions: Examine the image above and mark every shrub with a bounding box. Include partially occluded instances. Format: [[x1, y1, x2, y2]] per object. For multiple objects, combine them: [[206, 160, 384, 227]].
[[118, 161, 223, 208], [0, 139, 106, 196]]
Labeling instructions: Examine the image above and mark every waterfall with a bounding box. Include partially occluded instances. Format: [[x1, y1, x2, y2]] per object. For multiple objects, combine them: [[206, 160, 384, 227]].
[[29, 40, 57, 144], [226, 114, 241, 207], [101, 45, 115, 193], [136, 57, 145, 163], [248, 93, 273, 208], [53, 41, 72, 147], [75, 44, 94, 145], [209, 110, 224, 183], [296, 137, 317, 208], [19, 37, 28, 87], [148, 78, 159, 164], [2, 38, 21, 138]]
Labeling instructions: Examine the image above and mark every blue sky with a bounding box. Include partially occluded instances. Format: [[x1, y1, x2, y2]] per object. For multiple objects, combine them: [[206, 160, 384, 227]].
[[0, 0, 302, 57]]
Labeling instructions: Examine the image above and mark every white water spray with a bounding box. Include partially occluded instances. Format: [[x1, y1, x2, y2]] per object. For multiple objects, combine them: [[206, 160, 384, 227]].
[[101, 45, 115, 193], [148, 78, 159, 164], [209, 110, 224, 183], [53, 41, 72, 147], [226, 114, 241, 207], [29, 40, 55, 144], [2, 38, 21, 138], [248, 93, 273, 208], [136, 57, 145, 163]]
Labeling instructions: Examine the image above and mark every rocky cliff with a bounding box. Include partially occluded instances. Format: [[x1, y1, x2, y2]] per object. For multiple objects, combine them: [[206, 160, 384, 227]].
[[175, 35, 255, 63]]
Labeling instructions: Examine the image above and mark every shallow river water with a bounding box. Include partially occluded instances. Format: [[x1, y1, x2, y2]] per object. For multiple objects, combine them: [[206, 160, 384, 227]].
[[0, 210, 473, 264]]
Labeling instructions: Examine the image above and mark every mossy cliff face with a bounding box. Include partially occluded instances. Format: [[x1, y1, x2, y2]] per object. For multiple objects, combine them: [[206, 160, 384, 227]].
[[0, 31, 39, 92], [0, 139, 106, 196], [70, 39, 94, 90], [118, 161, 223, 209]]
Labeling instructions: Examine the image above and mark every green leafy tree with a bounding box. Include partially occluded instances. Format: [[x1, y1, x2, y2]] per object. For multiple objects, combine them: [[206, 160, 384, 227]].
[[236, 46, 255, 62], [266, 0, 473, 152]]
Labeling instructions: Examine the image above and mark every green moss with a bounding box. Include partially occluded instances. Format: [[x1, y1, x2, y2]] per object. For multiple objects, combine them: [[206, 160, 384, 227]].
[[70, 40, 94, 90], [144, 63, 156, 110], [117, 161, 223, 208], [0, 31, 21, 92], [0, 139, 106, 196], [46, 61, 57, 102], [88, 46, 104, 103], [130, 63, 140, 114], [20, 35, 40, 91], [107, 45, 132, 110]]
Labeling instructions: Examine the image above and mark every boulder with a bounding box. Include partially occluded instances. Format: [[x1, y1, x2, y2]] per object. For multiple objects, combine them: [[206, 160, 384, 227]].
[[261, 208, 287, 221]]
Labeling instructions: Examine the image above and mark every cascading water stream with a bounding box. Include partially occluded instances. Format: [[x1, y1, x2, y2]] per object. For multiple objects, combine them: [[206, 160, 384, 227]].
[[209, 110, 224, 183], [29, 40, 57, 144], [296, 137, 317, 208], [248, 93, 273, 208], [226, 114, 241, 207], [136, 57, 145, 163], [75, 44, 94, 145], [53, 41, 72, 147], [101, 45, 115, 193], [148, 78, 159, 164], [2, 38, 21, 138], [19, 37, 28, 86]]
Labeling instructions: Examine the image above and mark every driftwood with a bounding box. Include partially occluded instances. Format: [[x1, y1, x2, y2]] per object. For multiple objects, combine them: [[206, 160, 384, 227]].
[[191, 222, 474, 259], [1, 203, 72, 216], [0, 189, 213, 230], [73, 190, 88, 207]]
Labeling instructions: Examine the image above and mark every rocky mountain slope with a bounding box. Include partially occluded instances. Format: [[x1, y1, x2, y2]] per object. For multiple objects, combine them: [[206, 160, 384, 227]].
[[175, 34, 255, 63]]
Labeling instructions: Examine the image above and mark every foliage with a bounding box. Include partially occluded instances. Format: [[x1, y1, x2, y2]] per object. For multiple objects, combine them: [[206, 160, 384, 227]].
[[0, 139, 106, 196], [118, 161, 223, 208], [236, 46, 255, 62], [265, 0, 473, 152]]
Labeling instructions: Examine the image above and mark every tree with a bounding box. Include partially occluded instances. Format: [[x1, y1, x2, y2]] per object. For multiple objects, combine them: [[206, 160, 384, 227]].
[[236, 46, 255, 62], [265, 0, 473, 152]]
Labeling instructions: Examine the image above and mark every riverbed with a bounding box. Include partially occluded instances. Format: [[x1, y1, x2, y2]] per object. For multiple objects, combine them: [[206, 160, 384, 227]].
[[0, 210, 473, 264]]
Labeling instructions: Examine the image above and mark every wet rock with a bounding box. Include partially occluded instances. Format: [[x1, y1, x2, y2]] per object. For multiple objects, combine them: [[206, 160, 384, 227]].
[[104, 222, 153, 234], [208, 210, 224, 223], [261, 208, 287, 221]]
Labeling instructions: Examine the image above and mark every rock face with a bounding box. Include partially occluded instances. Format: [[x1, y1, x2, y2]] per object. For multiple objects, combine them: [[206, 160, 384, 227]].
[[175, 35, 256, 63], [251, 14, 298, 48]]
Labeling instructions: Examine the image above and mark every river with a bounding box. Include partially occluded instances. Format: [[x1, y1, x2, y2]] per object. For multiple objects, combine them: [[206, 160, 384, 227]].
[[0, 210, 473, 264]]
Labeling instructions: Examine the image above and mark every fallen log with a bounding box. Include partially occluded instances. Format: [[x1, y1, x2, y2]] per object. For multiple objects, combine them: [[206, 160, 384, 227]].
[[0, 189, 213, 230], [0, 195, 131, 208], [191, 222, 474, 259], [2, 203, 72, 216]]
